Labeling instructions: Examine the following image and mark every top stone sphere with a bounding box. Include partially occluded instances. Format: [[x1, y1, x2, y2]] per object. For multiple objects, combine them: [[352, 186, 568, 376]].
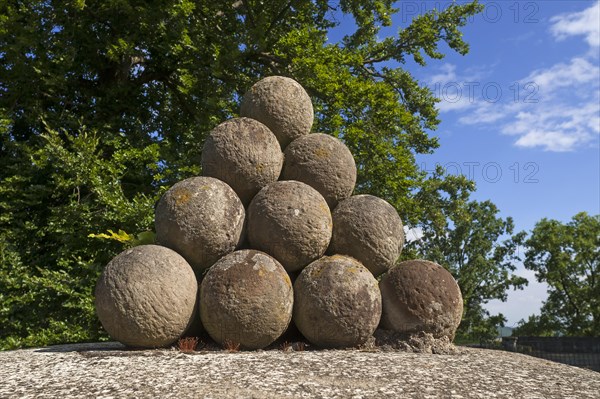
[[155, 176, 245, 272], [240, 76, 314, 149], [281, 133, 357, 209], [328, 195, 404, 277], [201, 117, 283, 206]]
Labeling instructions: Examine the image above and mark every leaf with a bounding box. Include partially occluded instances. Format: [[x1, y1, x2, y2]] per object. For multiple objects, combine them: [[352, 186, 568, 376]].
[[88, 230, 135, 243]]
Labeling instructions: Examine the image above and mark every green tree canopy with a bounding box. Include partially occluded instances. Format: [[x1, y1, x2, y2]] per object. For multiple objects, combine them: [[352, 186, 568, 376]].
[[514, 212, 600, 337], [1, 0, 484, 217], [406, 166, 528, 341], [0, 0, 487, 348]]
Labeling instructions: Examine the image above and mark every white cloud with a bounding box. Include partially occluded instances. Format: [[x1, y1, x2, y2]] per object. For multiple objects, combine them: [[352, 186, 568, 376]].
[[514, 130, 584, 152], [522, 57, 599, 94], [495, 56, 599, 151], [503, 102, 600, 151], [550, 1, 600, 49], [427, 64, 490, 113], [429, 63, 457, 84], [437, 95, 474, 113], [404, 226, 424, 242], [457, 102, 505, 125], [445, 3, 600, 152]]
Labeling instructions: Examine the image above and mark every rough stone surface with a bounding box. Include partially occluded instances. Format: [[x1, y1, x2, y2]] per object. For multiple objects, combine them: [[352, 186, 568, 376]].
[[240, 76, 314, 149], [328, 194, 404, 277], [379, 259, 463, 340], [293, 255, 382, 348], [201, 117, 283, 206], [155, 176, 245, 272], [200, 250, 293, 350], [247, 181, 332, 272], [95, 245, 197, 348], [2, 343, 600, 399], [372, 330, 459, 354], [281, 133, 356, 208]]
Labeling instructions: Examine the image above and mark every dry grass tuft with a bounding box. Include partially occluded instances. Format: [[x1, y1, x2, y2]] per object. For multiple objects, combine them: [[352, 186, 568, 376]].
[[280, 341, 292, 352], [223, 339, 241, 352], [178, 337, 200, 353], [293, 342, 306, 352]]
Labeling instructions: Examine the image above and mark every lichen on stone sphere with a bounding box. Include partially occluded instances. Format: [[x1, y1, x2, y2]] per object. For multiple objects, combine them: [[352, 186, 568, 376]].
[[328, 194, 404, 277], [379, 259, 463, 340], [281, 133, 357, 209], [95, 245, 197, 348], [154, 176, 245, 272], [247, 180, 332, 272], [199, 250, 293, 350], [240, 76, 314, 149], [293, 255, 382, 348], [201, 117, 283, 206]]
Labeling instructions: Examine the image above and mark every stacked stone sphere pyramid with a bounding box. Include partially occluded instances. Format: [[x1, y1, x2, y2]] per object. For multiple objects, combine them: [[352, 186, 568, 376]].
[[95, 76, 464, 349]]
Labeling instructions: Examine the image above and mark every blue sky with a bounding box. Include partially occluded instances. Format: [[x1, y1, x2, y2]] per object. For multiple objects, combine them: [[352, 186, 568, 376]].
[[335, 1, 600, 326]]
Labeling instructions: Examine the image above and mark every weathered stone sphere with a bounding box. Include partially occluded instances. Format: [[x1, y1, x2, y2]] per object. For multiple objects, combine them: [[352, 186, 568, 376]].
[[201, 117, 283, 206], [379, 259, 463, 340], [199, 250, 293, 349], [95, 245, 197, 348], [281, 133, 357, 209], [155, 176, 245, 272], [293, 255, 382, 348], [328, 195, 404, 277], [240, 76, 314, 149], [247, 180, 332, 272]]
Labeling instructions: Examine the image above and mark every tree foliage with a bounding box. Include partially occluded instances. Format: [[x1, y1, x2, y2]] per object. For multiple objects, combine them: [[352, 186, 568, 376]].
[[0, 122, 158, 348], [514, 213, 600, 337], [406, 166, 528, 341], [0, 0, 486, 348]]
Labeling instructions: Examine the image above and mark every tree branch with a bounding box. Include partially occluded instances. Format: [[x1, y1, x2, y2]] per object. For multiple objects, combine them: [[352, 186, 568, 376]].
[[244, 51, 286, 74], [162, 78, 201, 123], [558, 269, 582, 321], [241, 0, 256, 29], [265, 0, 294, 38]]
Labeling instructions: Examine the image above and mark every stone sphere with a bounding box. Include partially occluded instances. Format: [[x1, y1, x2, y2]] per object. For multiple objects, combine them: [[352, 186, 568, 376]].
[[199, 250, 293, 350], [281, 133, 357, 209], [328, 195, 404, 277], [240, 76, 314, 149], [201, 117, 283, 206], [247, 180, 332, 272], [379, 259, 463, 340], [293, 255, 382, 348], [155, 176, 245, 272], [95, 245, 197, 348]]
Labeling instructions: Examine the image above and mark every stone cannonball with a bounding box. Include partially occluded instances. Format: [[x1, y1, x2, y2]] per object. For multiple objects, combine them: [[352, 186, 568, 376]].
[[379, 259, 463, 340], [328, 195, 404, 277], [281, 133, 357, 209], [293, 255, 382, 348], [199, 250, 293, 350], [95, 245, 197, 348], [247, 180, 332, 272], [155, 176, 245, 272], [240, 76, 314, 149], [201, 117, 283, 206]]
